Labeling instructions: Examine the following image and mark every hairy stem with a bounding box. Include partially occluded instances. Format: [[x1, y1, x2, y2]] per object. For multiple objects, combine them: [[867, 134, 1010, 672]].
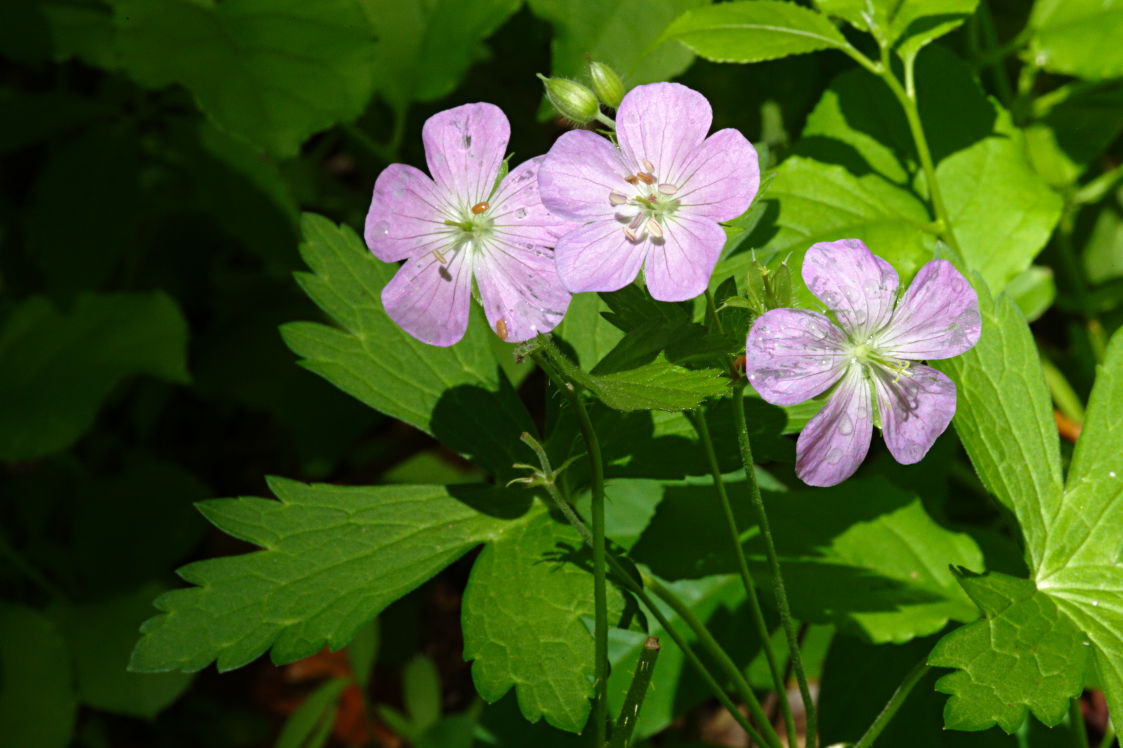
[[732, 383, 817, 747], [853, 658, 930, 748], [690, 409, 796, 747]]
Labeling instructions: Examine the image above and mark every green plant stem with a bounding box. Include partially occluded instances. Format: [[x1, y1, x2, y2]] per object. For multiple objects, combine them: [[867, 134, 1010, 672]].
[[1056, 208, 1108, 363], [732, 383, 816, 748], [1097, 722, 1116, 748], [690, 409, 796, 748], [1040, 356, 1086, 424], [1074, 161, 1123, 206], [853, 658, 930, 748], [595, 111, 617, 129], [975, 0, 1018, 105], [1073, 698, 1091, 748], [704, 288, 725, 336]]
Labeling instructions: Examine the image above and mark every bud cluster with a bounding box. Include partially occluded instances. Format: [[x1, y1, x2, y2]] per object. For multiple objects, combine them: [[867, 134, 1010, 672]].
[[537, 60, 626, 125]]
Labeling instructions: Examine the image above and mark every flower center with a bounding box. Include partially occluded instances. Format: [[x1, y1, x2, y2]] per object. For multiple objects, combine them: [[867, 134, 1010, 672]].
[[607, 158, 681, 243], [847, 338, 911, 382], [437, 203, 495, 262]]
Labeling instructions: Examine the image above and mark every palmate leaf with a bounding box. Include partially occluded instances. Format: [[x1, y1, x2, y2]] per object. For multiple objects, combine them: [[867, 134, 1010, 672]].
[[1030, 0, 1123, 80], [815, 0, 979, 62], [929, 287, 1123, 732], [580, 358, 729, 412], [281, 214, 535, 479]]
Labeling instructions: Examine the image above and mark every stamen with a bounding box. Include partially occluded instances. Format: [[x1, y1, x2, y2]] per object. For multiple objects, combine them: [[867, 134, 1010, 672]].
[[471, 201, 489, 215], [624, 175, 639, 185], [641, 158, 655, 173], [628, 213, 644, 230], [432, 248, 448, 264], [609, 190, 628, 206], [658, 183, 678, 195], [636, 172, 655, 185], [646, 220, 664, 239], [623, 226, 641, 242]]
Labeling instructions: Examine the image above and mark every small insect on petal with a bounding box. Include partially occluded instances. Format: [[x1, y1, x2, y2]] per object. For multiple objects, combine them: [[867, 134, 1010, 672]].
[[658, 183, 678, 195], [646, 220, 664, 239], [471, 201, 489, 214], [609, 191, 628, 206], [496, 319, 509, 341], [636, 172, 655, 185]]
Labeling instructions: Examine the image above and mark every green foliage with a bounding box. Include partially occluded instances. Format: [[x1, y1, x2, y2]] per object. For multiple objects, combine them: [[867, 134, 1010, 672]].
[[816, 0, 979, 62], [275, 678, 348, 748], [114, 0, 378, 156], [0, 604, 77, 748], [0, 292, 189, 460], [282, 215, 535, 478], [579, 358, 729, 412], [1030, 0, 1123, 80], [663, 1, 848, 64], [463, 509, 625, 733], [129, 479, 521, 672]]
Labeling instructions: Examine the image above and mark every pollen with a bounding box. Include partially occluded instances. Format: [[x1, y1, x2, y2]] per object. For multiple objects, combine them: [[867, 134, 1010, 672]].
[[624, 175, 639, 185], [471, 201, 489, 214], [609, 191, 628, 206], [636, 171, 655, 185]]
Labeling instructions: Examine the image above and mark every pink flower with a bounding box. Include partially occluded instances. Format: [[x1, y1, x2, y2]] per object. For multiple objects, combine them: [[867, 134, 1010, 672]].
[[538, 83, 759, 301], [746, 239, 981, 487], [365, 103, 576, 346]]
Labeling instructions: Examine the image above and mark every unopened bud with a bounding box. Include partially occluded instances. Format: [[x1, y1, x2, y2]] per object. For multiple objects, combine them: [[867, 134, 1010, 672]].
[[537, 74, 599, 124], [588, 61, 625, 109]]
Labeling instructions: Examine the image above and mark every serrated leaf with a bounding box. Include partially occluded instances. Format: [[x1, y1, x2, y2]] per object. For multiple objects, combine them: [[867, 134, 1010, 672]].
[[582, 358, 729, 412], [663, 0, 849, 64], [114, 0, 378, 156], [1031, 0, 1123, 80], [281, 214, 535, 479], [129, 479, 525, 673], [815, 0, 979, 58], [0, 292, 189, 460], [529, 0, 706, 86], [463, 510, 625, 733], [0, 604, 77, 748], [366, 0, 521, 110]]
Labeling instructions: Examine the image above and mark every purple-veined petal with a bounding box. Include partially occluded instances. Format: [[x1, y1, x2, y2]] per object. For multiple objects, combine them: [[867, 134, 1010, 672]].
[[554, 220, 647, 294], [422, 102, 510, 206], [796, 367, 873, 487], [365, 164, 454, 262], [475, 236, 571, 343], [381, 248, 474, 347], [803, 239, 899, 338], [877, 260, 981, 360], [872, 364, 956, 465], [745, 308, 850, 406], [491, 157, 580, 245], [538, 129, 630, 222], [644, 216, 726, 302], [616, 83, 712, 185], [673, 128, 760, 222]]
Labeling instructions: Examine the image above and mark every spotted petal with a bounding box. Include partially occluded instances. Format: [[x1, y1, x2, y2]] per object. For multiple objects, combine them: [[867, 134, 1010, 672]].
[[616, 82, 712, 183], [872, 364, 957, 465], [422, 102, 509, 206], [644, 216, 726, 302], [803, 239, 899, 338], [381, 248, 474, 347], [491, 157, 580, 245], [538, 129, 630, 222], [554, 220, 648, 294], [877, 260, 981, 360], [796, 367, 873, 487], [476, 235, 570, 343], [674, 128, 760, 222], [745, 308, 849, 406], [365, 164, 454, 262]]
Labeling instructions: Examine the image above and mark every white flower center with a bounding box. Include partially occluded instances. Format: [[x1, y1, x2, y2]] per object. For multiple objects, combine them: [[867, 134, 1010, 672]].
[[847, 337, 911, 382], [607, 158, 681, 244], [435, 201, 495, 262]]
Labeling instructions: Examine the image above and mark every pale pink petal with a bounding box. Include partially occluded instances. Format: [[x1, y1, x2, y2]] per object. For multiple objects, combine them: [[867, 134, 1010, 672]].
[[365, 164, 455, 262], [476, 236, 570, 343], [381, 249, 474, 347], [873, 364, 957, 465], [803, 239, 899, 337], [554, 220, 647, 294], [490, 157, 580, 245], [616, 83, 712, 183], [643, 216, 726, 302], [745, 309, 850, 406], [422, 103, 510, 206], [673, 128, 760, 222], [796, 367, 873, 487], [877, 260, 981, 360], [538, 129, 630, 222]]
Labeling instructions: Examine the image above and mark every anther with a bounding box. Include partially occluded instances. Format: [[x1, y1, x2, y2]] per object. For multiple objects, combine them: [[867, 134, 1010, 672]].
[[471, 201, 489, 214], [641, 158, 655, 173], [624, 175, 639, 185], [609, 190, 628, 206], [623, 226, 640, 242], [646, 220, 664, 239], [432, 248, 448, 264], [636, 172, 655, 185], [628, 213, 644, 230], [658, 183, 678, 195]]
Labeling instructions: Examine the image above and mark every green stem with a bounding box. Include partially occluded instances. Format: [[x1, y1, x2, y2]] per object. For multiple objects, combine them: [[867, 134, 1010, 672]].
[[1056, 208, 1108, 363], [732, 383, 817, 748], [975, 0, 1021, 105], [853, 658, 930, 748], [1097, 722, 1116, 748], [595, 111, 617, 129], [1074, 161, 1123, 206], [690, 410, 796, 748], [610, 637, 660, 748], [704, 288, 725, 336], [1040, 356, 1086, 423], [1073, 698, 1091, 748]]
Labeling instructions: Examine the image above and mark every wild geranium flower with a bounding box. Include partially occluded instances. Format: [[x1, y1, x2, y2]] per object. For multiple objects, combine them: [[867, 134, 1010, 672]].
[[365, 103, 576, 346], [538, 82, 759, 302], [745, 239, 981, 487]]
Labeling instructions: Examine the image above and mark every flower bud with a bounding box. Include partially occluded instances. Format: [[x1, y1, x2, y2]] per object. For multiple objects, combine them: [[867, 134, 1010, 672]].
[[587, 61, 625, 109], [537, 74, 599, 124]]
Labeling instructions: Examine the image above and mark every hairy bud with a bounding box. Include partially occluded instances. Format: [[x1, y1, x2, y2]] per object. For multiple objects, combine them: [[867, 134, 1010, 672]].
[[537, 74, 599, 124], [587, 61, 625, 109]]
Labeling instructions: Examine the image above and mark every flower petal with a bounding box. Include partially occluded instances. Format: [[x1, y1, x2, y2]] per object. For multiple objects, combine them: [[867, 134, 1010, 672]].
[[538, 129, 629, 222], [476, 237, 570, 343], [554, 220, 647, 294], [674, 128, 760, 222], [616, 82, 712, 184], [365, 164, 453, 262], [803, 239, 899, 337], [381, 249, 474, 347], [491, 156, 580, 245], [796, 367, 873, 487], [643, 216, 725, 301], [745, 308, 849, 406], [877, 260, 981, 360], [422, 102, 509, 205], [873, 364, 956, 465]]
